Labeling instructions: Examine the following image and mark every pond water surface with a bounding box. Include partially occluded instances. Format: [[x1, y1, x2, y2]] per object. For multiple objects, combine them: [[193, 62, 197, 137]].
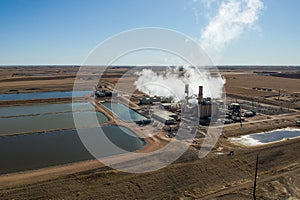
[[0, 90, 91, 101], [0, 126, 145, 174], [0, 102, 108, 135], [0, 102, 93, 117], [102, 102, 147, 122]]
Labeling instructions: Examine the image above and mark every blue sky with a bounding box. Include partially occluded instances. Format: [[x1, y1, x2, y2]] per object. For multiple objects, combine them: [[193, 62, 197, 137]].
[[0, 0, 299, 65]]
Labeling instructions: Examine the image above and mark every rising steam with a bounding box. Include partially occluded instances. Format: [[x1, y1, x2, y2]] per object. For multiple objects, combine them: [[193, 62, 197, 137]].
[[200, 0, 264, 53], [134, 66, 225, 101], [134, 0, 264, 99]]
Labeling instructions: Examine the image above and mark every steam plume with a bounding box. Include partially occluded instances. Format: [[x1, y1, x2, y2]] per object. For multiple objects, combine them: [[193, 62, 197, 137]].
[[200, 0, 264, 53], [134, 0, 264, 100], [134, 66, 225, 101]]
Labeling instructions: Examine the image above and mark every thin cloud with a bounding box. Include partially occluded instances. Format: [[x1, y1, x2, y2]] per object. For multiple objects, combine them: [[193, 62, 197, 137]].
[[199, 0, 264, 54]]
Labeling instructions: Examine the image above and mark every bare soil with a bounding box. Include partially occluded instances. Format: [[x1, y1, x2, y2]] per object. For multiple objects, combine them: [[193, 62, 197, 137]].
[[0, 66, 300, 199]]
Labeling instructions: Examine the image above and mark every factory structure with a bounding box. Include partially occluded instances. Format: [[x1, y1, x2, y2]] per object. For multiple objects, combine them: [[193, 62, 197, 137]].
[[94, 90, 117, 98], [94, 83, 256, 128], [152, 110, 178, 125], [137, 84, 220, 126], [185, 85, 221, 125]]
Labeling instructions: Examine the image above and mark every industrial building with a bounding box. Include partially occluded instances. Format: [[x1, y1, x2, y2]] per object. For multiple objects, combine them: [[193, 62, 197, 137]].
[[135, 119, 152, 125], [152, 110, 177, 125], [137, 84, 223, 126], [95, 90, 117, 98], [139, 96, 161, 105], [160, 103, 180, 112], [139, 96, 173, 105], [197, 86, 220, 119], [196, 86, 213, 124]]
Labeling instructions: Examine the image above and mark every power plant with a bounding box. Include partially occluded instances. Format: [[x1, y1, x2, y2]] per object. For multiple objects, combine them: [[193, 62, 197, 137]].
[[133, 84, 260, 128], [136, 84, 221, 126]]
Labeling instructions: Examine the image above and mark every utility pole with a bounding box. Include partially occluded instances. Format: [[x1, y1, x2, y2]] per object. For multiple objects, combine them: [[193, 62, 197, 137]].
[[253, 154, 259, 200]]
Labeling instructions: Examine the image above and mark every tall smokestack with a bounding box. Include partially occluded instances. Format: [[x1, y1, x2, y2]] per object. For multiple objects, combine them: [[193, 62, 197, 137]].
[[198, 86, 203, 103], [185, 84, 189, 96]]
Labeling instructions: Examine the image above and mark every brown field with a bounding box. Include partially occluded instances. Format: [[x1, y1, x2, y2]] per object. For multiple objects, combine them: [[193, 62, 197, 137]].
[[0, 66, 300, 199], [223, 70, 300, 109]]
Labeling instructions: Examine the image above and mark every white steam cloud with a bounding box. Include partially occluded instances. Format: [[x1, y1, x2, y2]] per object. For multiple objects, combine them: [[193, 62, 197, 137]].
[[134, 67, 225, 101], [200, 0, 264, 53], [134, 0, 264, 100]]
